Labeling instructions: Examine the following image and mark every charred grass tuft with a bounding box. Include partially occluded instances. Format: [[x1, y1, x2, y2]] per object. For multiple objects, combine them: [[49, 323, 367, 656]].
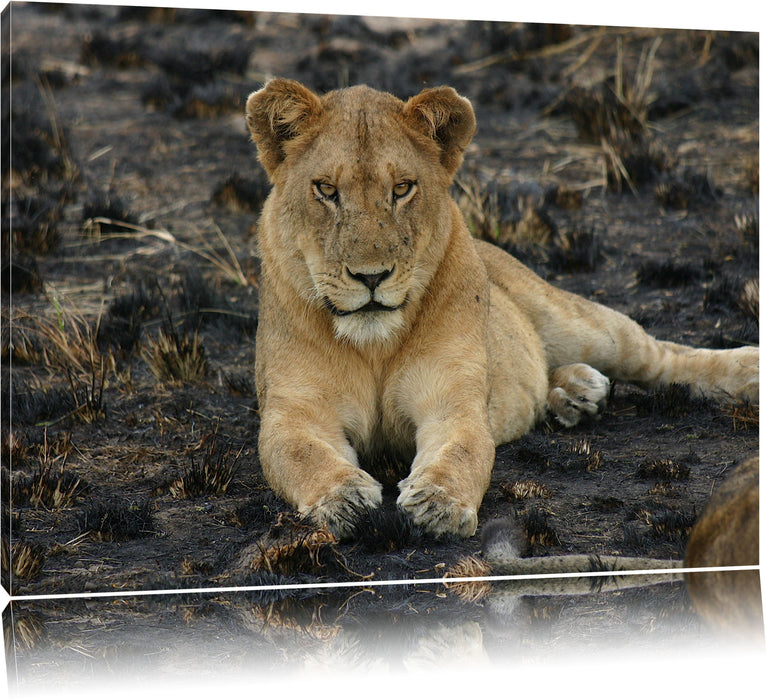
[[11, 384, 79, 427], [353, 506, 430, 554], [739, 278, 759, 322], [636, 260, 707, 288], [6, 191, 66, 256], [723, 401, 759, 432], [636, 457, 691, 483], [569, 438, 604, 472], [161, 430, 240, 499], [1, 256, 45, 295], [522, 505, 561, 550], [556, 38, 668, 192], [81, 189, 141, 239], [626, 503, 697, 544], [443, 556, 493, 603], [634, 383, 713, 418], [11, 432, 88, 509], [97, 282, 160, 357], [455, 176, 604, 272], [654, 168, 718, 210], [244, 515, 348, 578], [212, 172, 271, 213], [500, 479, 552, 501], [735, 213, 759, 260], [79, 498, 154, 542], [645, 508, 696, 541], [227, 490, 285, 529], [1, 430, 29, 466]]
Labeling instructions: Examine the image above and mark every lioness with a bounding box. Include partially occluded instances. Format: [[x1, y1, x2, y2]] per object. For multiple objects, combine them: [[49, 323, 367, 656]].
[[245, 79, 758, 539]]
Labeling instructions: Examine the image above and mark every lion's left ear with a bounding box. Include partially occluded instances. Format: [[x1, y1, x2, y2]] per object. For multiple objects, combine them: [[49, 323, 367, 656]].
[[403, 87, 476, 174]]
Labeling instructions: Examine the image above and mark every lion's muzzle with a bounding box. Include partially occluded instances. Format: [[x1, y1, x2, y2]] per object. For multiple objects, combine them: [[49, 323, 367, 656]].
[[346, 265, 395, 292]]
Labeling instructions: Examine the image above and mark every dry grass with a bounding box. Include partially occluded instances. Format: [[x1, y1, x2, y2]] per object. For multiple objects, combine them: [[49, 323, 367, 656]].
[[178, 221, 251, 287], [7, 192, 64, 256], [443, 556, 493, 603], [745, 157, 759, 195], [142, 328, 208, 383], [454, 177, 602, 272], [559, 37, 667, 192], [452, 26, 609, 76], [85, 219, 252, 287], [2, 430, 29, 465], [723, 402, 759, 432], [6, 303, 113, 425], [212, 173, 267, 213], [1, 539, 47, 584], [35, 75, 80, 186], [566, 37, 660, 142], [735, 213, 759, 251], [248, 524, 338, 576], [454, 175, 503, 243], [1, 315, 45, 366], [4, 610, 47, 652], [64, 355, 108, 424], [454, 175, 559, 250], [12, 432, 87, 509], [500, 479, 552, 501], [570, 438, 604, 472], [10, 305, 109, 377]]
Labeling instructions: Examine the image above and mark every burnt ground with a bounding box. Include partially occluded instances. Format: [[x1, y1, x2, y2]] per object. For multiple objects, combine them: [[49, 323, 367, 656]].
[[1, 1, 759, 626]]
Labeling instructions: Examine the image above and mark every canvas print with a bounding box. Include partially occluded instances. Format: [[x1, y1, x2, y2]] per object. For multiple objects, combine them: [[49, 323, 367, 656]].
[[1, 3, 762, 683]]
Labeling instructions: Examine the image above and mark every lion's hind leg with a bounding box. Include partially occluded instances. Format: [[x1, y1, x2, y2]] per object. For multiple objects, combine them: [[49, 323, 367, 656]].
[[547, 363, 611, 427]]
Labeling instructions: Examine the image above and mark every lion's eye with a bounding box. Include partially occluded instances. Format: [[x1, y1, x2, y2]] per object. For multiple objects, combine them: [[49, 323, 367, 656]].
[[393, 181, 414, 199], [315, 182, 338, 201]]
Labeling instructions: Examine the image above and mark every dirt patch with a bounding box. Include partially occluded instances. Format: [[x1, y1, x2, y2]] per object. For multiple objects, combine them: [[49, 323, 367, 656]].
[[2, 5, 758, 599]]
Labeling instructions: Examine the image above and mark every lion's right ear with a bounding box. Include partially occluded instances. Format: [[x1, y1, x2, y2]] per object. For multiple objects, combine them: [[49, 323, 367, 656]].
[[245, 79, 323, 177]]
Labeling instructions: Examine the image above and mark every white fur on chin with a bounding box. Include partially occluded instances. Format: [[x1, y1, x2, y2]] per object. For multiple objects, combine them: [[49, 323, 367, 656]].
[[333, 310, 406, 347]]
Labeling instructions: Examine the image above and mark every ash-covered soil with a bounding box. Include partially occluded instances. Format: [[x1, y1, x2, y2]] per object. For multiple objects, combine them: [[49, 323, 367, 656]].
[[1, 4, 758, 602]]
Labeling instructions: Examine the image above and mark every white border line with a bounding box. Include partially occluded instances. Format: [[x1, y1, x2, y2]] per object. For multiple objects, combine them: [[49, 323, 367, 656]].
[[4, 565, 758, 603]]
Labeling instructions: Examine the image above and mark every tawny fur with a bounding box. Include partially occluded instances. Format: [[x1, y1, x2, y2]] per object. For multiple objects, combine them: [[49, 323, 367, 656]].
[[245, 79, 759, 539], [684, 456, 761, 634]]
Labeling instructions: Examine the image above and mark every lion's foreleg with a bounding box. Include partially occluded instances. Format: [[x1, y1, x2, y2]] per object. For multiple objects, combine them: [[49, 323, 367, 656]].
[[394, 360, 495, 538], [258, 402, 382, 539], [397, 419, 495, 538]]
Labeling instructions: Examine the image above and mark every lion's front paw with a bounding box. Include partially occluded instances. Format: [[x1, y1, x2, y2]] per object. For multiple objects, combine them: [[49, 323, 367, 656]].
[[547, 363, 610, 427], [303, 470, 383, 540], [396, 472, 478, 538]]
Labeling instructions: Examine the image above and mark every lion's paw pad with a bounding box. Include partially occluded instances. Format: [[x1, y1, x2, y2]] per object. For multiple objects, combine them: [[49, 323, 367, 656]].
[[548, 364, 610, 428], [396, 478, 477, 538], [305, 472, 383, 540]]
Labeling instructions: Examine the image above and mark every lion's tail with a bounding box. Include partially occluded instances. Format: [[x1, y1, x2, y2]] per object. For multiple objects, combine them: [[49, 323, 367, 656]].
[[480, 517, 682, 576]]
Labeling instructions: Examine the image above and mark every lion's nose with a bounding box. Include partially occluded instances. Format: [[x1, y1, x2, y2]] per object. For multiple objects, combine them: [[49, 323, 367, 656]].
[[347, 267, 394, 292]]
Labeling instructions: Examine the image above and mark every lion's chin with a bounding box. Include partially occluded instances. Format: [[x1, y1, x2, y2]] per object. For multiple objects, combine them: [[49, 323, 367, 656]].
[[332, 309, 406, 346]]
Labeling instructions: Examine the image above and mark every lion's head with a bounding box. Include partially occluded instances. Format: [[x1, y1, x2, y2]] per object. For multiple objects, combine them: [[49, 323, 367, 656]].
[[246, 79, 476, 346]]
